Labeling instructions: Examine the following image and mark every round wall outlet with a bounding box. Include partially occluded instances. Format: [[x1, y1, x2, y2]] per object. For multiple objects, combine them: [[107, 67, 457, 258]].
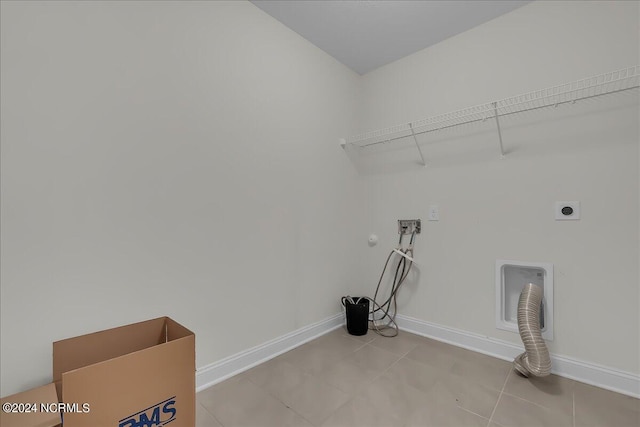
[[555, 201, 580, 220]]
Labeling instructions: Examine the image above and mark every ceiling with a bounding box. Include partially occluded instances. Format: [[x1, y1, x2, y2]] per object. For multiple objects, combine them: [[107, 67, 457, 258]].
[[250, 1, 531, 75]]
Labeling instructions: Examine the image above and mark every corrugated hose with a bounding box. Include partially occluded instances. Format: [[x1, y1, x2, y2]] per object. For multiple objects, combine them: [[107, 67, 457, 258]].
[[513, 283, 551, 377]]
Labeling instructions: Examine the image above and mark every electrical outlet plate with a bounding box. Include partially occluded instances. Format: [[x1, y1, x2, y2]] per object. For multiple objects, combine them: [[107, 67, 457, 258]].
[[428, 205, 439, 221], [398, 219, 421, 235], [555, 201, 580, 220]]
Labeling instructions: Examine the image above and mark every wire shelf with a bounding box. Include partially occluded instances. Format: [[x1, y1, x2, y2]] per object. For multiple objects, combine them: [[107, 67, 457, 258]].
[[345, 66, 640, 161]]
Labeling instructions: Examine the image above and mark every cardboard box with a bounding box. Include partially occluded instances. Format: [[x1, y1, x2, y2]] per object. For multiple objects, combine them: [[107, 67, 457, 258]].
[[0, 383, 61, 427], [53, 316, 195, 427]]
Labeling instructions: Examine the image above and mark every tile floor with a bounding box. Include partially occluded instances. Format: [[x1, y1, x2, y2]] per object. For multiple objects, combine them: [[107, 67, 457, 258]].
[[196, 328, 640, 427]]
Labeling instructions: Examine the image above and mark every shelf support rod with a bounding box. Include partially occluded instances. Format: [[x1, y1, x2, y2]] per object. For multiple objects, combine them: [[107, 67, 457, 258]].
[[492, 102, 505, 158], [408, 123, 427, 166]]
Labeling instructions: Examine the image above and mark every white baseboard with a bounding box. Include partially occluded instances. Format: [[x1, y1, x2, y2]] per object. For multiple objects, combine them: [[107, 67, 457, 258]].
[[395, 314, 640, 399], [196, 313, 343, 392]]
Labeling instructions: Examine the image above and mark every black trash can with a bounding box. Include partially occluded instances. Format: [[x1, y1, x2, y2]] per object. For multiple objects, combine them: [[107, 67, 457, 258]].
[[341, 296, 369, 336]]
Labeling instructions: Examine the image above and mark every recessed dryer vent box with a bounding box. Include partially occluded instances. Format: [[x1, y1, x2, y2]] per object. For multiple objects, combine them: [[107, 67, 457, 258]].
[[496, 260, 554, 341]]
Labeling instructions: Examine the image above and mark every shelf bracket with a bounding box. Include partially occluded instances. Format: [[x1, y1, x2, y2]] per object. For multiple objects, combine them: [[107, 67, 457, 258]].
[[492, 102, 505, 158], [408, 123, 427, 166]]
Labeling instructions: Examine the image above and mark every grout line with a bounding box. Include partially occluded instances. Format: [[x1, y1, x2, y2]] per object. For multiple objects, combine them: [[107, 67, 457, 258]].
[[366, 336, 420, 359], [572, 389, 576, 427], [487, 399, 500, 426], [349, 341, 370, 354], [457, 405, 491, 422], [244, 367, 325, 427], [266, 334, 372, 426], [353, 342, 404, 382], [343, 335, 374, 357], [499, 390, 560, 411], [235, 340, 331, 427], [198, 401, 226, 427], [487, 367, 512, 426], [341, 332, 376, 351], [285, 404, 316, 427], [310, 337, 403, 426], [335, 342, 408, 398]]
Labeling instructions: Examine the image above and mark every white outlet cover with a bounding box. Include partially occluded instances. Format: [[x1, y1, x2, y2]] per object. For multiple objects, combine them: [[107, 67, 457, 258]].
[[555, 201, 580, 220], [428, 205, 439, 221]]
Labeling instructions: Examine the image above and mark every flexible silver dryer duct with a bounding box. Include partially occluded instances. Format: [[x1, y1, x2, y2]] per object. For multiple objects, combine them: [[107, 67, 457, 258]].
[[513, 283, 552, 377]]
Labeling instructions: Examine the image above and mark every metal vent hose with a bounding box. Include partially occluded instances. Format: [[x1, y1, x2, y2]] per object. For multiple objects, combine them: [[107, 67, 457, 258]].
[[513, 283, 551, 377]]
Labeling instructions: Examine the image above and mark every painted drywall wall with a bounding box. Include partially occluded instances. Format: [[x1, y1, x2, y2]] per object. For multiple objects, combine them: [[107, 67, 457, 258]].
[[0, 1, 364, 395], [356, 1, 639, 375]]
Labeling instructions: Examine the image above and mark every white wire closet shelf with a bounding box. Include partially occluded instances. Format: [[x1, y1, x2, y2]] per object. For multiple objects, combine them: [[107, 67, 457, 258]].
[[343, 66, 640, 165]]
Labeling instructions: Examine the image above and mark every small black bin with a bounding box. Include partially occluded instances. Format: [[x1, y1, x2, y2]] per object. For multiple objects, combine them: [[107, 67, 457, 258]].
[[341, 297, 369, 336]]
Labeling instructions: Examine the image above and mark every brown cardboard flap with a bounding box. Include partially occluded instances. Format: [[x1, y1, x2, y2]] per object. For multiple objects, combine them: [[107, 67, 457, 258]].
[[0, 383, 61, 427], [53, 381, 62, 403], [166, 317, 195, 341], [53, 317, 167, 382]]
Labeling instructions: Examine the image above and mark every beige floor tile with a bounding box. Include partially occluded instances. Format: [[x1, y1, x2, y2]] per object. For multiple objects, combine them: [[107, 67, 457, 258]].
[[197, 374, 243, 408], [338, 325, 377, 343], [368, 324, 398, 338], [279, 373, 352, 426], [382, 357, 442, 394], [405, 404, 489, 427], [503, 372, 574, 415], [404, 339, 466, 371], [491, 392, 573, 427], [367, 331, 422, 355], [279, 342, 349, 376], [340, 344, 402, 373], [357, 371, 431, 424], [196, 403, 223, 427], [320, 357, 380, 395], [247, 407, 314, 427], [449, 351, 511, 391], [322, 327, 348, 338], [198, 377, 311, 427], [320, 396, 403, 427], [574, 382, 640, 427], [428, 373, 502, 419], [242, 358, 307, 401], [309, 331, 367, 355]]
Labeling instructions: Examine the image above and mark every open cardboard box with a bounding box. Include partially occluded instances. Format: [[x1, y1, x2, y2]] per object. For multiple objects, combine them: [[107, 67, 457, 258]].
[[1, 317, 195, 427]]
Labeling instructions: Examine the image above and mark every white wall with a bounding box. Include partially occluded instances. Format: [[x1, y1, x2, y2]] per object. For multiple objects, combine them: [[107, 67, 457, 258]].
[[356, 1, 639, 375], [0, 1, 364, 396]]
